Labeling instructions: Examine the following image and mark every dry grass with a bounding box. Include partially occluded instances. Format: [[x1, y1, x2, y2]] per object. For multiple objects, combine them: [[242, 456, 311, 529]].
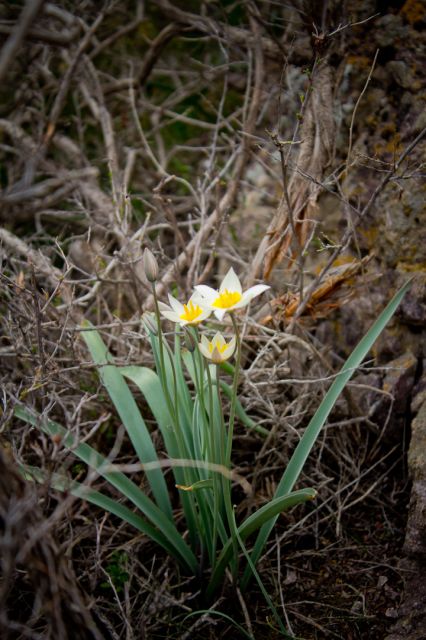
[[1, 1, 424, 638]]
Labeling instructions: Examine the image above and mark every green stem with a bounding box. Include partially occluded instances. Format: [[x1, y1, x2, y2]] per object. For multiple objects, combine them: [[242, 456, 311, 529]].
[[226, 313, 241, 465], [151, 286, 200, 554], [191, 327, 210, 459], [151, 285, 178, 427], [206, 362, 219, 565], [221, 314, 242, 579], [204, 362, 216, 462]]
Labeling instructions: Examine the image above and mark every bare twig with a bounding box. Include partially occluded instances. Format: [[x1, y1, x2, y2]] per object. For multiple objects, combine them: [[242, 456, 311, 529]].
[[288, 126, 426, 327], [89, 0, 144, 59], [137, 22, 184, 87], [0, 227, 73, 306], [0, 23, 80, 46], [44, 13, 104, 147], [0, 0, 45, 84], [346, 49, 379, 169], [155, 0, 285, 60], [143, 13, 265, 305]]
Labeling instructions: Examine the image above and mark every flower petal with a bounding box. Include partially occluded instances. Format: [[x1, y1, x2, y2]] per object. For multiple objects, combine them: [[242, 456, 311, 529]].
[[222, 340, 236, 360], [214, 308, 227, 321], [210, 346, 223, 363], [201, 334, 210, 348], [198, 341, 211, 360], [189, 294, 212, 320], [212, 331, 225, 347], [158, 301, 171, 313], [233, 284, 270, 309], [196, 309, 211, 323], [193, 285, 218, 305], [160, 309, 180, 323], [188, 291, 206, 305], [167, 293, 184, 314], [219, 267, 242, 294]]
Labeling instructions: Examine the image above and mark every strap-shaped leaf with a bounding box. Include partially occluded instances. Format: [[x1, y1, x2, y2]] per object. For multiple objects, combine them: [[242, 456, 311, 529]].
[[207, 488, 316, 597], [81, 322, 172, 520], [121, 366, 176, 452], [21, 465, 178, 557], [14, 405, 198, 573], [121, 364, 199, 544], [219, 379, 269, 437], [182, 351, 268, 437], [241, 278, 412, 589]]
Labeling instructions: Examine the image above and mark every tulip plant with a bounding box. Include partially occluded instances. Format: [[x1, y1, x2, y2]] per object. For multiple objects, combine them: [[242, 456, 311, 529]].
[[15, 250, 411, 629]]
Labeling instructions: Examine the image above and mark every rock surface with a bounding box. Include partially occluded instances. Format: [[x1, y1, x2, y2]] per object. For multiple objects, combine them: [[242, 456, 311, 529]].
[[386, 389, 426, 640]]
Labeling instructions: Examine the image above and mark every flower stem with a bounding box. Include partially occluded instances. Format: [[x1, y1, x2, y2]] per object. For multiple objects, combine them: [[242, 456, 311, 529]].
[[151, 285, 177, 424], [151, 284, 200, 552], [221, 312, 242, 578], [206, 362, 219, 564], [226, 313, 241, 466]]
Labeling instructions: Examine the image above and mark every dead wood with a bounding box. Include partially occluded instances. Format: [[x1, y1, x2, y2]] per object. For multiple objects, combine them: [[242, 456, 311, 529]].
[[0, 447, 103, 640], [250, 59, 336, 282], [0, 0, 46, 84]]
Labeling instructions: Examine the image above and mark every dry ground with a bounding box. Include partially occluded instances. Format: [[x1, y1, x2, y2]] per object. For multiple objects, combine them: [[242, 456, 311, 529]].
[[1, 1, 425, 638]]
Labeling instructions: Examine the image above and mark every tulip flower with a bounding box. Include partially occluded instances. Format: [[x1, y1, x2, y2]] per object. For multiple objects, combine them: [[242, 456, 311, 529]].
[[198, 332, 236, 364], [158, 293, 212, 326], [194, 267, 270, 320]]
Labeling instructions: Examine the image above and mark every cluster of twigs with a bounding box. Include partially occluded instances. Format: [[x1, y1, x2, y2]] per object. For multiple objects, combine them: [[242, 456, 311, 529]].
[[1, 1, 425, 638]]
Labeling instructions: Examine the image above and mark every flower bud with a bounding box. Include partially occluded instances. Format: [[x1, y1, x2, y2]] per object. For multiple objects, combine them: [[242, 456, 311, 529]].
[[183, 328, 197, 353], [143, 248, 159, 283]]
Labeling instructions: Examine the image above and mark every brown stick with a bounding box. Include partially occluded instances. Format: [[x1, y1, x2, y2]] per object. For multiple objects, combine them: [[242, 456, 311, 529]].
[[0, 24, 80, 46], [0, 0, 45, 84], [288, 125, 426, 328], [137, 22, 184, 87], [143, 15, 265, 308], [259, 60, 335, 281], [156, 0, 285, 60], [0, 227, 73, 306], [44, 13, 104, 146]]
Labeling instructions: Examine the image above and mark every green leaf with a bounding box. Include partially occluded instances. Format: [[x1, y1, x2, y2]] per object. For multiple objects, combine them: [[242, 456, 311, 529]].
[[14, 405, 198, 573], [121, 363, 200, 544], [189, 354, 268, 437], [80, 322, 172, 520], [21, 464, 178, 557], [143, 322, 202, 549], [173, 330, 194, 427], [148, 328, 194, 458], [219, 379, 269, 437], [241, 278, 412, 589], [207, 488, 316, 598], [121, 365, 176, 452]]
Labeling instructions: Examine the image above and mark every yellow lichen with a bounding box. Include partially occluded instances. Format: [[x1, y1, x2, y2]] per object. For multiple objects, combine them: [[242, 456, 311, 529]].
[[400, 0, 426, 25]]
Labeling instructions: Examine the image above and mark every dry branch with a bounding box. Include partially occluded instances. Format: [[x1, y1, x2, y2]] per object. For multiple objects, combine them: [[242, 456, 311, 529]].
[[156, 0, 284, 60], [143, 15, 265, 307], [0, 227, 73, 306], [0, 0, 45, 84], [260, 255, 373, 325], [250, 60, 336, 282], [0, 448, 103, 640]]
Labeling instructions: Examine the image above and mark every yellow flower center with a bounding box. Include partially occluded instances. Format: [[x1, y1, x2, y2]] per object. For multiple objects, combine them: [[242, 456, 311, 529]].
[[208, 339, 227, 354], [212, 289, 242, 309], [180, 300, 203, 323]]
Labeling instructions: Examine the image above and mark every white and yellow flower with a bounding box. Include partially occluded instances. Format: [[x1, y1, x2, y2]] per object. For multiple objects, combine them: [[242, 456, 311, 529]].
[[194, 267, 270, 320], [198, 332, 236, 364], [158, 293, 211, 326]]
